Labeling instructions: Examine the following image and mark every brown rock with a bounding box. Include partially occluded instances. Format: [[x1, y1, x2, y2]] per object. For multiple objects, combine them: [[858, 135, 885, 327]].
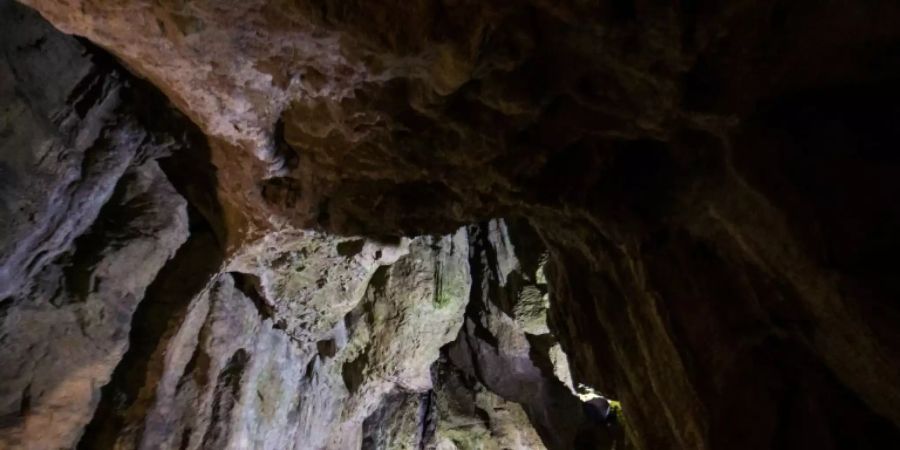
[[5, 0, 900, 449]]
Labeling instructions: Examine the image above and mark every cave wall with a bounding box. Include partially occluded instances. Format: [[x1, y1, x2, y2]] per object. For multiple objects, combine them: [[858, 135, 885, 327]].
[[0, 4, 190, 447], [2, 7, 579, 449], [4, 0, 900, 449]]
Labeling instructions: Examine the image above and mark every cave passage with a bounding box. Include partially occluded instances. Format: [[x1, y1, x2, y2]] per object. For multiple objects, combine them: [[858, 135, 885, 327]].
[[3, 0, 900, 449]]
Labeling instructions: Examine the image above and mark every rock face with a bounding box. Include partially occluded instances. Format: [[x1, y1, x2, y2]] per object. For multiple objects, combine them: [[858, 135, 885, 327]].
[[0, 12, 566, 445], [446, 220, 616, 450], [84, 229, 466, 450], [5, 0, 900, 449], [73, 223, 569, 450], [0, 4, 190, 448]]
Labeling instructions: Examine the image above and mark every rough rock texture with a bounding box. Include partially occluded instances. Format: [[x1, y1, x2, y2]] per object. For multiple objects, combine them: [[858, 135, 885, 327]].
[[0, 4, 190, 448], [0, 160, 188, 450], [0, 7, 563, 447], [429, 358, 549, 450], [348, 220, 618, 450], [362, 360, 549, 450], [0, 1, 158, 300], [446, 220, 618, 450], [281, 230, 472, 450], [358, 221, 605, 450], [226, 229, 410, 344], [7, 0, 900, 449], [77, 228, 474, 450]]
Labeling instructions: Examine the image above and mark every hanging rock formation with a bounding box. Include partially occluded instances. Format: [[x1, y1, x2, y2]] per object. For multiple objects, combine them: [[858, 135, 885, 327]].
[[4, 0, 900, 449]]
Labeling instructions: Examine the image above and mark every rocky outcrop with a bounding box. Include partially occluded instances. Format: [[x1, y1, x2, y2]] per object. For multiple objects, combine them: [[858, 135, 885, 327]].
[[76, 227, 475, 450], [445, 220, 618, 450], [0, 3, 191, 448], [0, 159, 188, 450], [362, 359, 549, 450], [361, 219, 615, 450], [6, 0, 900, 449], [0, 8, 567, 447], [429, 359, 548, 450]]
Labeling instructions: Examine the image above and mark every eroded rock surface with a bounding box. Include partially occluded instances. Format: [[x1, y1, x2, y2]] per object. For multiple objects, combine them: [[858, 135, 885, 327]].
[[0, 9, 568, 447], [5, 0, 900, 449], [0, 4, 190, 448], [363, 360, 549, 450], [445, 220, 617, 450], [76, 227, 475, 450]]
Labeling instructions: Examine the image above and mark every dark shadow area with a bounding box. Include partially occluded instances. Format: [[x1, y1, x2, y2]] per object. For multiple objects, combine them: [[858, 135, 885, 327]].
[[75, 89, 228, 448], [77, 207, 223, 449], [440, 221, 619, 450]]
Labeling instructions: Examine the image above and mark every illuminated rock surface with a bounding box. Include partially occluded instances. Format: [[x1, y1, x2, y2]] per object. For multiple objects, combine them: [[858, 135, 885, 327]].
[[3, 0, 900, 448]]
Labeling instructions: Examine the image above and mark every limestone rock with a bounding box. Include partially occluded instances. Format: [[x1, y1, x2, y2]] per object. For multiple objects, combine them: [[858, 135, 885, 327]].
[[361, 391, 430, 450], [225, 229, 410, 344], [446, 220, 618, 450], [0, 15, 551, 448], [0, 4, 190, 448], [0, 160, 188, 450], [7, 0, 900, 449], [72, 226, 474, 450], [295, 229, 471, 450], [129, 272, 310, 450], [429, 359, 548, 450], [1, 0, 143, 301]]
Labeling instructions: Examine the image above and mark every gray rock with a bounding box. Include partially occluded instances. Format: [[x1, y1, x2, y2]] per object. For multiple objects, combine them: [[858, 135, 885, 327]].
[[0, 0, 140, 301], [0, 6, 614, 449], [445, 220, 615, 450], [0, 3, 190, 449], [429, 359, 548, 450], [91, 228, 473, 450], [0, 160, 188, 450]]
